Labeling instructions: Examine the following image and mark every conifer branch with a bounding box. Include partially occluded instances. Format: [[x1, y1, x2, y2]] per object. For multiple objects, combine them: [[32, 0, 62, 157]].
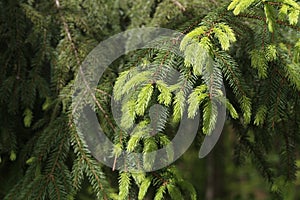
[[237, 14, 300, 31], [54, 0, 117, 134], [2, 1, 300, 199], [70, 122, 108, 199], [213, 51, 246, 96]]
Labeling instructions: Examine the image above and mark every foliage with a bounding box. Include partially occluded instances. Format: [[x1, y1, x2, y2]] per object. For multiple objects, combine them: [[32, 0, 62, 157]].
[[0, 0, 299, 199]]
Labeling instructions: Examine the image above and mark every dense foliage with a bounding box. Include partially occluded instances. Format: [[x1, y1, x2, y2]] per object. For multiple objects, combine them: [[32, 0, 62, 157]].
[[0, 0, 299, 199]]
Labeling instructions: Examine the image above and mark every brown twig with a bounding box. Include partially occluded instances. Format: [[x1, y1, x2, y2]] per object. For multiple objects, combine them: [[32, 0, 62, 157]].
[[237, 14, 300, 32], [171, 0, 186, 12]]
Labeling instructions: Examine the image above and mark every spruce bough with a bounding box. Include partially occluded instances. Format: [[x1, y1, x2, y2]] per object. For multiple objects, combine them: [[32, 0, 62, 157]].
[[0, 0, 299, 199]]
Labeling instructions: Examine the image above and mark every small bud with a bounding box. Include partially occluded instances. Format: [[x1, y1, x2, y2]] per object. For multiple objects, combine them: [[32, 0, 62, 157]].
[[10, 150, 16, 161], [26, 157, 36, 165]]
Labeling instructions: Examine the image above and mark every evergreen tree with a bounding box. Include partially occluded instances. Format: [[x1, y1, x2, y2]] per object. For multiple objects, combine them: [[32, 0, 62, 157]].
[[0, 0, 299, 199]]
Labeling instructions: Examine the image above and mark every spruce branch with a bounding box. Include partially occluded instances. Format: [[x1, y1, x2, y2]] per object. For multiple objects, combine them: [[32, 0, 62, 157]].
[[55, 0, 117, 137], [237, 14, 300, 31], [69, 122, 109, 200]]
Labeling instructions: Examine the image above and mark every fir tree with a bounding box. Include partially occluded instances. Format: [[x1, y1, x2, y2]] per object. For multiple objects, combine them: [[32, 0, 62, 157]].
[[0, 0, 299, 199]]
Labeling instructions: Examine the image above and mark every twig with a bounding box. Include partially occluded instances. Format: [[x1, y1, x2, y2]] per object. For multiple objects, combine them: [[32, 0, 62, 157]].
[[237, 14, 300, 32], [171, 0, 186, 12]]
